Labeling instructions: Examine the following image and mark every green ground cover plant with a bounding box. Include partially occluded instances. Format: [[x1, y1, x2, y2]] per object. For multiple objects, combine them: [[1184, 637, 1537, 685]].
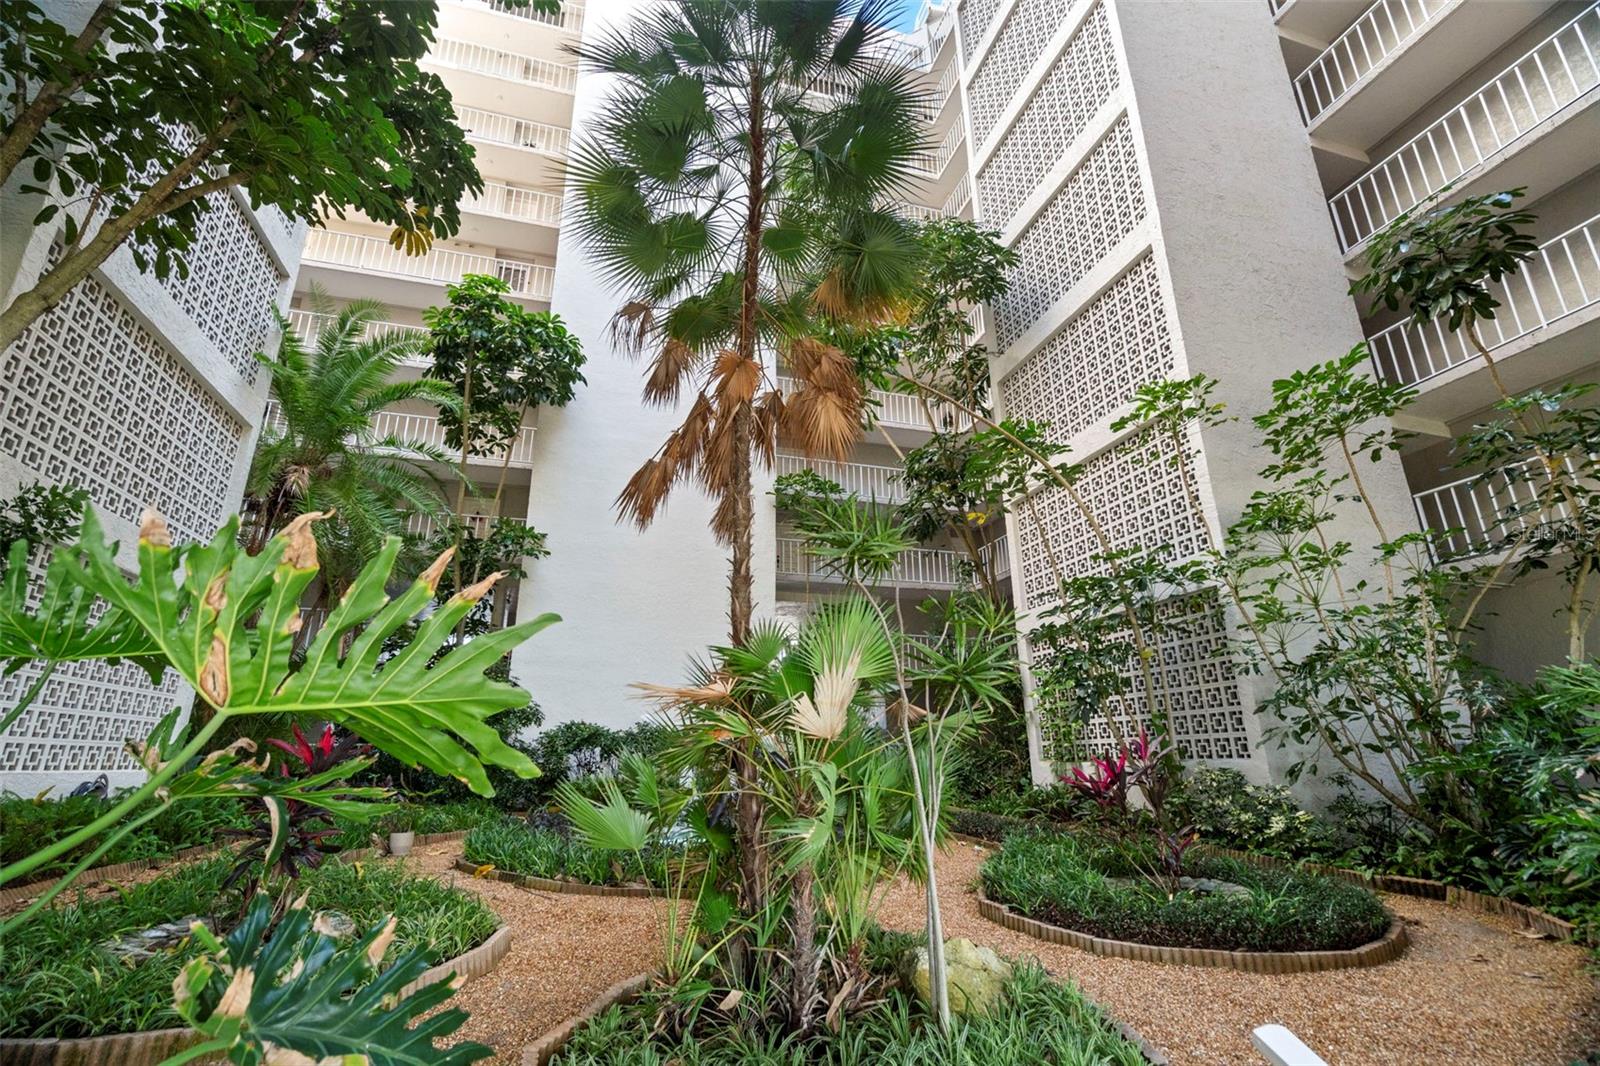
[[0, 793, 251, 882], [981, 830, 1390, 953], [0, 854, 498, 1040], [553, 947, 1143, 1066], [463, 815, 674, 888]]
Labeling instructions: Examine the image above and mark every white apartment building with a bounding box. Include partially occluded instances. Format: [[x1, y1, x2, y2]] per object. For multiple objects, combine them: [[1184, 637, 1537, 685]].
[[2, 0, 1591, 796], [0, 4, 305, 794]]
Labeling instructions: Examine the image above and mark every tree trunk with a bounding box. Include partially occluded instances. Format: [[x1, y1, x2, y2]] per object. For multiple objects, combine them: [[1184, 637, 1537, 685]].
[[0, 0, 123, 190], [789, 862, 819, 1033]]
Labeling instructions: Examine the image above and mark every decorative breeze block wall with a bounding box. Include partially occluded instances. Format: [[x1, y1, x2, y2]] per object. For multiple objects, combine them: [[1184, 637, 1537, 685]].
[[1032, 590, 1250, 764], [990, 116, 1146, 350], [999, 253, 1173, 442], [976, 1, 1118, 228], [160, 194, 286, 385], [966, 0, 1074, 147]]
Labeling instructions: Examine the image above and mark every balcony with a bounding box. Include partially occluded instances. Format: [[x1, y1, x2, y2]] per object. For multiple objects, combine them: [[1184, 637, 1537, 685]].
[[775, 453, 907, 504], [425, 37, 577, 92], [1328, 6, 1600, 252], [1368, 213, 1600, 388], [464, 181, 563, 227], [449, 0, 585, 34], [455, 105, 570, 157], [942, 174, 973, 217], [262, 401, 539, 468], [404, 512, 527, 539], [1413, 453, 1592, 561], [778, 537, 969, 588], [301, 230, 555, 301], [1294, 0, 1453, 125], [285, 309, 429, 366], [910, 121, 965, 180]]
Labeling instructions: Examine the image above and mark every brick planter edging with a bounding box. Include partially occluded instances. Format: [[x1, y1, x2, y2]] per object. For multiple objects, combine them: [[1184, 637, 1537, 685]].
[[977, 891, 1409, 974], [1200, 845, 1579, 941], [414, 829, 471, 847], [452, 856, 668, 898], [0, 917, 511, 1066], [0, 844, 221, 908], [521, 972, 653, 1066]]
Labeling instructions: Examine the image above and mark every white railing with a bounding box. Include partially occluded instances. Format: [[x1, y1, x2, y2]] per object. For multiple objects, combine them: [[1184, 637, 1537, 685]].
[[942, 174, 972, 216], [912, 58, 961, 122], [777, 537, 969, 588], [1294, 0, 1452, 124], [455, 0, 585, 33], [884, 199, 946, 222], [404, 512, 527, 539], [775, 453, 907, 504], [777, 376, 970, 432], [1329, 6, 1600, 251], [980, 534, 1010, 578], [455, 105, 571, 157], [911, 121, 965, 177], [284, 309, 429, 365], [1368, 214, 1600, 387], [426, 37, 577, 92], [1413, 453, 1591, 561], [263, 401, 540, 467], [464, 181, 563, 226], [301, 230, 555, 300]]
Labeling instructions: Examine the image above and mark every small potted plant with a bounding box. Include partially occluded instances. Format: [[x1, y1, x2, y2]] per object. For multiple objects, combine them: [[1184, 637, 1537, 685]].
[[385, 810, 415, 857]]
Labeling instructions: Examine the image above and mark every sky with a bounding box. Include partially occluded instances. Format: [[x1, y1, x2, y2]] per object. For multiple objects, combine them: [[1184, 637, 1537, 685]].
[[884, 0, 926, 32]]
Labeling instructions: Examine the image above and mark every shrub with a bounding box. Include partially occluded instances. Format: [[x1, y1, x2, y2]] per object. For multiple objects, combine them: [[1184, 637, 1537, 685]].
[[0, 793, 251, 881], [552, 959, 1143, 1065], [463, 816, 673, 887], [948, 807, 1037, 843], [0, 855, 498, 1040], [1172, 767, 1336, 860], [524, 720, 671, 807], [981, 830, 1389, 953]]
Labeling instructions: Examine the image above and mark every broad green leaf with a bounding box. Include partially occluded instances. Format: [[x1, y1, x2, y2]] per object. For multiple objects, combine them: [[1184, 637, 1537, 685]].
[[0, 540, 166, 681]]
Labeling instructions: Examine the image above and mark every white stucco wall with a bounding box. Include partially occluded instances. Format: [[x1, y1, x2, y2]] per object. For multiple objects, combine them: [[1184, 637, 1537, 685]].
[[510, 0, 774, 732]]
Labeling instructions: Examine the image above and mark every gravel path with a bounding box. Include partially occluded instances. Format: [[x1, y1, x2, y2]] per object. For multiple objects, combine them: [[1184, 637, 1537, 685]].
[[880, 841, 1600, 1066], [405, 837, 1598, 1065], [403, 841, 664, 1063]]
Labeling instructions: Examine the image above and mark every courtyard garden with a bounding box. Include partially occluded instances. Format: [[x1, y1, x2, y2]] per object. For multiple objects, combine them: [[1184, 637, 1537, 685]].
[[1, 0, 1598, 1062]]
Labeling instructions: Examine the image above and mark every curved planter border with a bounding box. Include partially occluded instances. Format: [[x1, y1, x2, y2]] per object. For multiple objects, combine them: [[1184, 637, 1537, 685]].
[[452, 856, 668, 898], [0, 921, 512, 1066], [0, 844, 221, 909], [977, 891, 1408, 974], [522, 971, 652, 1066]]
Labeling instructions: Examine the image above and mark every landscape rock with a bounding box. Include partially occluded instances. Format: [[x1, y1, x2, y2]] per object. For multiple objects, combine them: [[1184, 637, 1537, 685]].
[[910, 936, 1013, 1017]]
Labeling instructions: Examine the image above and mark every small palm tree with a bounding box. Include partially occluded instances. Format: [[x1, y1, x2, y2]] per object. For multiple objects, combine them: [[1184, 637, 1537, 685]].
[[246, 299, 458, 591], [569, 0, 928, 646]]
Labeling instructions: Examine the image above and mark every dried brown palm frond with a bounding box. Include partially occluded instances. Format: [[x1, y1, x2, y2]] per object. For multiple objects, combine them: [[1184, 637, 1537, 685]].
[[886, 698, 928, 732], [751, 389, 785, 467], [790, 691, 845, 742], [610, 300, 656, 354], [616, 455, 676, 529], [712, 349, 763, 411], [781, 384, 860, 462], [785, 336, 858, 394], [711, 488, 742, 546], [643, 338, 699, 406], [811, 271, 905, 325], [698, 409, 739, 498], [631, 675, 735, 707], [661, 393, 713, 472]]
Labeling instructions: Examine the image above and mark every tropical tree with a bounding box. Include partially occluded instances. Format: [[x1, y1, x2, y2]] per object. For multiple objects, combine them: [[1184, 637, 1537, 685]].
[[567, 0, 927, 647], [245, 300, 457, 593], [0, 0, 553, 349]]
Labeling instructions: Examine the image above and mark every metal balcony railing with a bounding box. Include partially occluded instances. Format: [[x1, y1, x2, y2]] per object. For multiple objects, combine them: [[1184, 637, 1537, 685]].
[[426, 38, 577, 91], [1368, 214, 1600, 387], [454, 0, 585, 33], [884, 200, 947, 223], [910, 121, 965, 177], [943, 174, 972, 216], [464, 181, 563, 226], [778, 537, 971, 588], [301, 230, 555, 301], [455, 106, 571, 157], [775, 453, 908, 504], [1294, 0, 1452, 125], [1329, 6, 1600, 252], [1413, 453, 1592, 561], [404, 512, 527, 539], [263, 401, 539, 467], [980, 534, 1010, 578]]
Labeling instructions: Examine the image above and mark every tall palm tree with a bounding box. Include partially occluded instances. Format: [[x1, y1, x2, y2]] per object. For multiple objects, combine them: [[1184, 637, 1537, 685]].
[[568, 0, 927, 646], [246, 299, 458, 593]]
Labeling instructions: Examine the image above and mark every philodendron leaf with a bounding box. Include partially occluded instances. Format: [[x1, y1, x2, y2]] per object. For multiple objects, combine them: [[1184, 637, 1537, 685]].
[[0, 539, 166, 681], [175, 893, 492, 1065], [72, 507, 554, 796]]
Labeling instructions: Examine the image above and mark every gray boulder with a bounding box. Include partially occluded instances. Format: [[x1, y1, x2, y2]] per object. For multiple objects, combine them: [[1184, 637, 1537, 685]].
[[910, 937, 1013, 1017]]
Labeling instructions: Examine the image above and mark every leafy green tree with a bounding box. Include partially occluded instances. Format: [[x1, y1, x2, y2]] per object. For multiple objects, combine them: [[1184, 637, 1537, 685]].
[[425, 274, 586, 523], [0, 481, 88, 567], [244, 301, 457, 594], [567, 0, 926, 647], [0, 0, 551, 350]]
